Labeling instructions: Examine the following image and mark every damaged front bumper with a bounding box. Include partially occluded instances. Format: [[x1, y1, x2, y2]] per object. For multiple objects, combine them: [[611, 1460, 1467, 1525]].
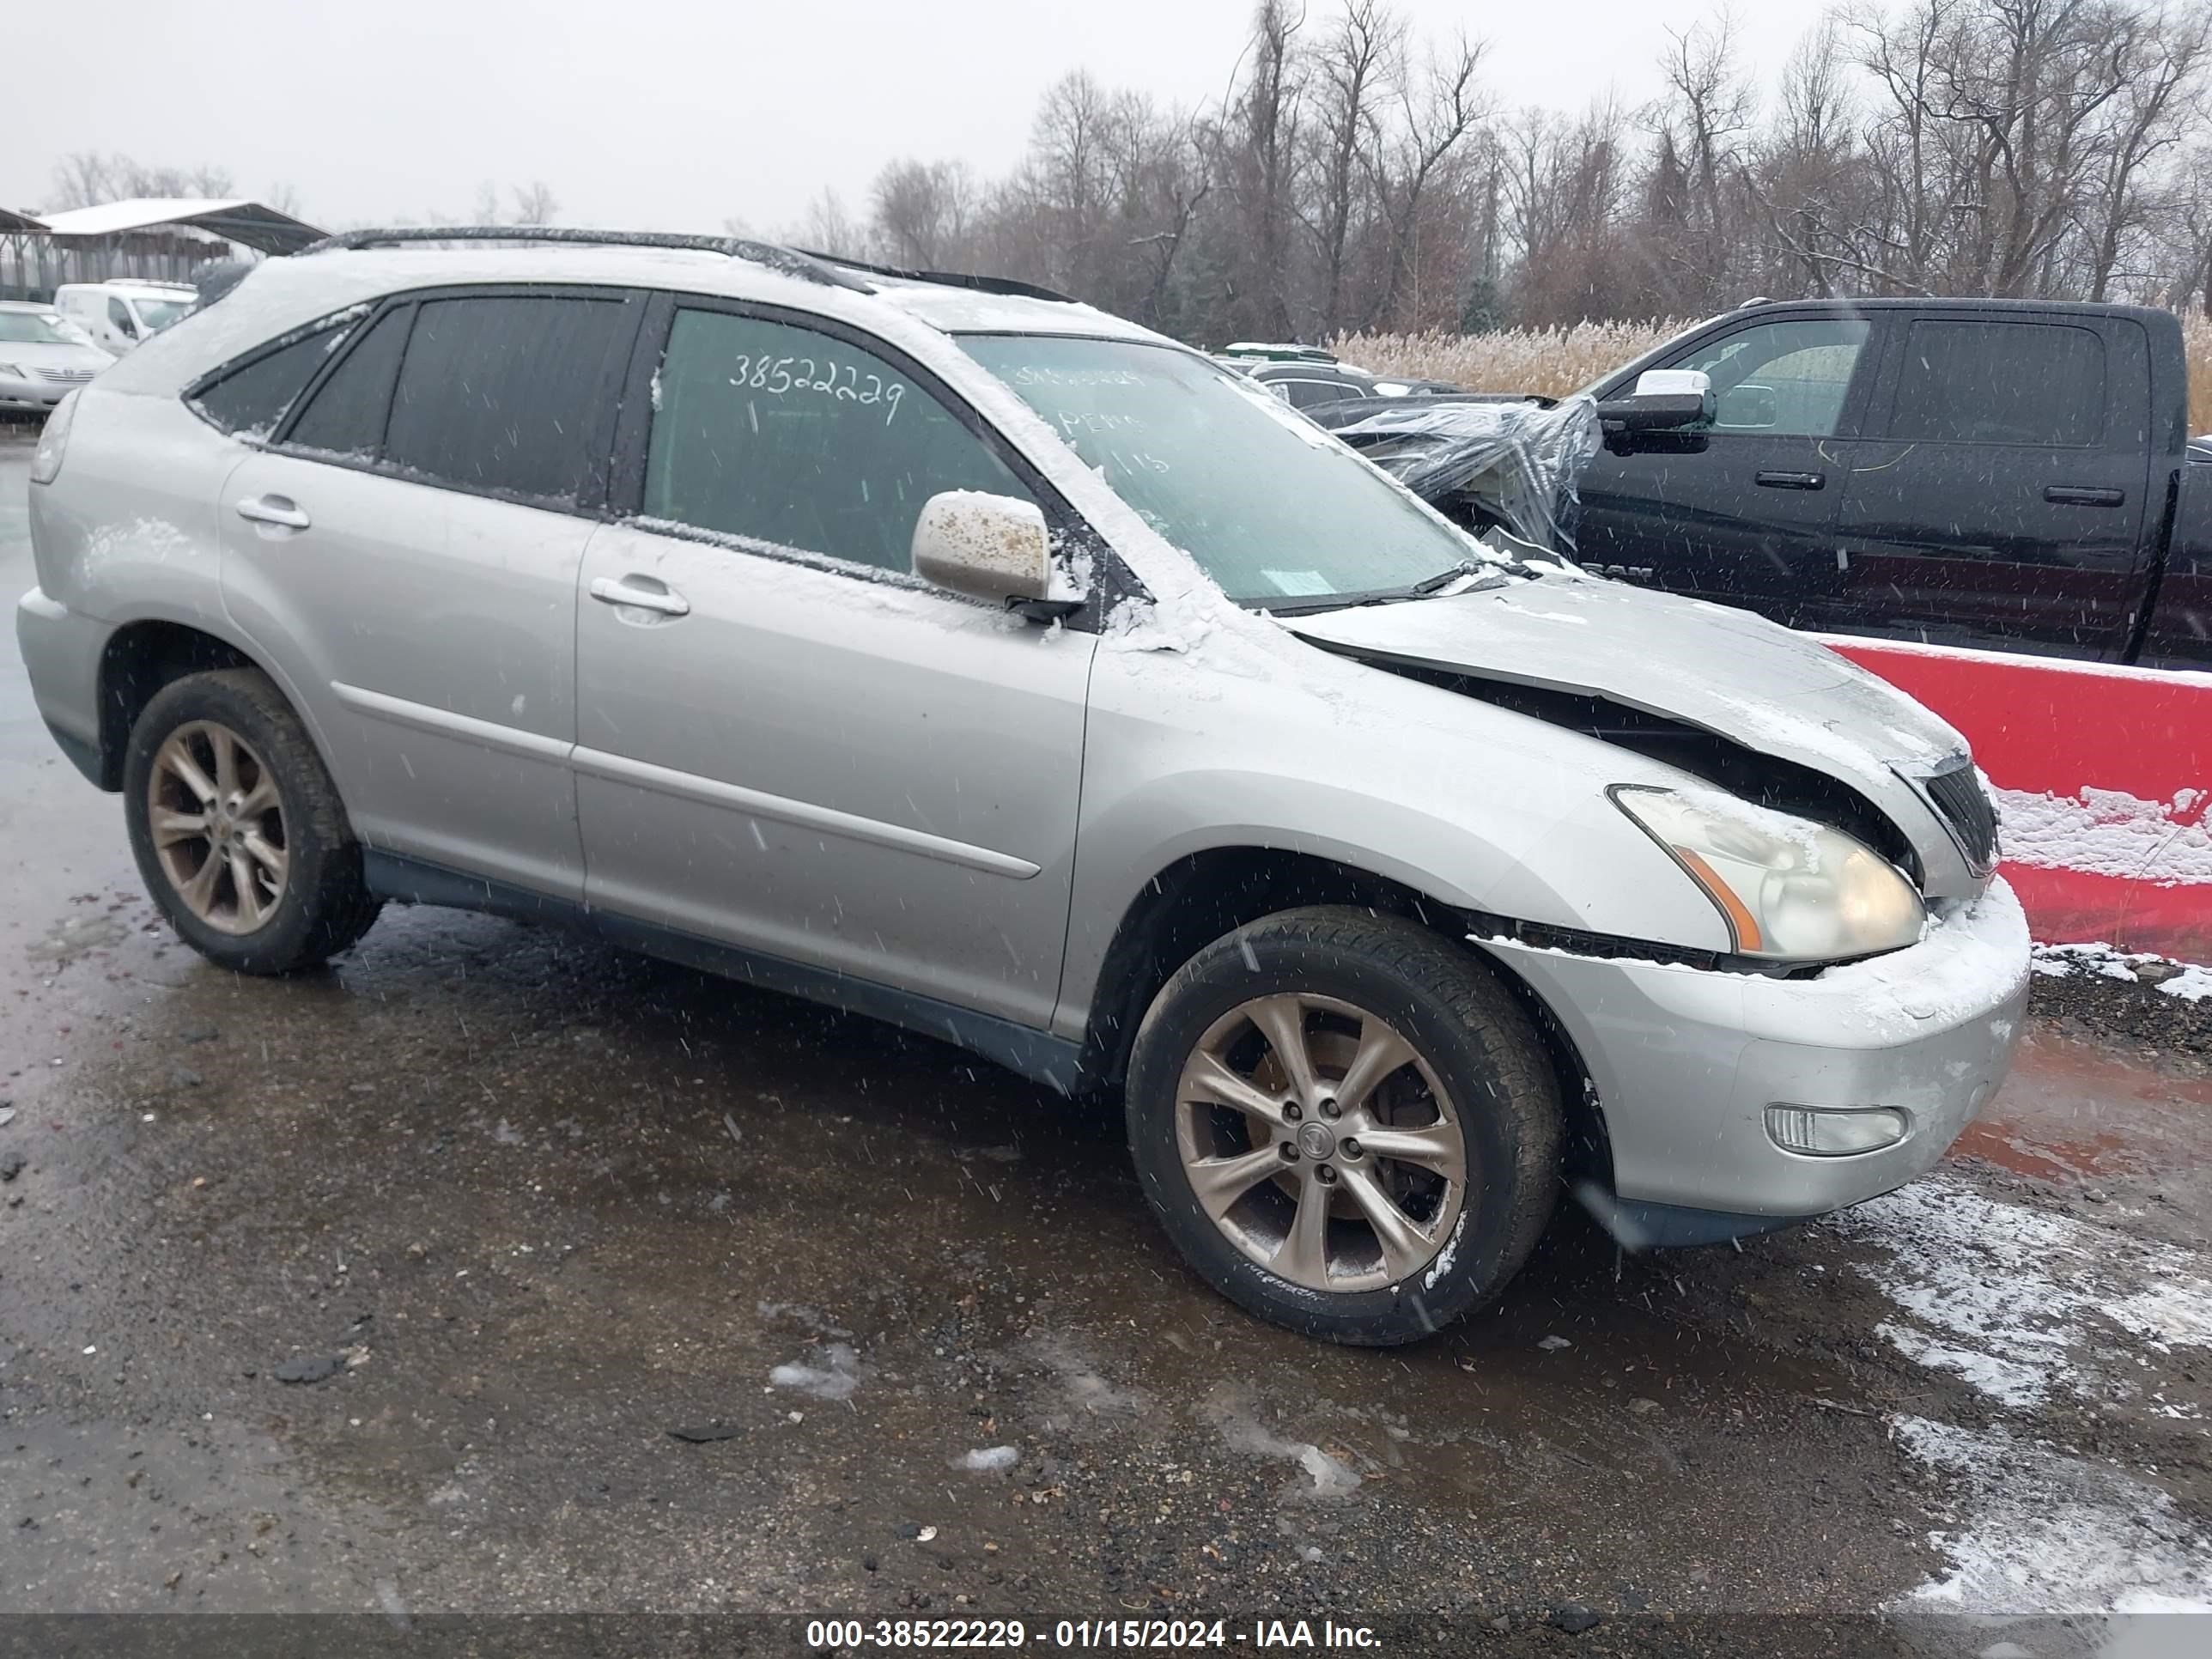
[[1474, 879, 2031, 1244]]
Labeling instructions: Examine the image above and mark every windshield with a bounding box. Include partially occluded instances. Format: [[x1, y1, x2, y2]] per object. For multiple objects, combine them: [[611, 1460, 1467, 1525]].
[[957, 334, 1485, 607], [0, 311, 91, 347], [133, 297, 191, 331]]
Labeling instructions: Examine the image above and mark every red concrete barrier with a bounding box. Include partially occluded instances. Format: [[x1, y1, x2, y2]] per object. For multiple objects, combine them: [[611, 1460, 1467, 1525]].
[[1824, 637, 2212, 961]]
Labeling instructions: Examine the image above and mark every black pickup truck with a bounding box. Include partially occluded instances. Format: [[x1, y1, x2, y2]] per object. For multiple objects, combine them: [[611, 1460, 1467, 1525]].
[[1560, 298, 2212, 670]]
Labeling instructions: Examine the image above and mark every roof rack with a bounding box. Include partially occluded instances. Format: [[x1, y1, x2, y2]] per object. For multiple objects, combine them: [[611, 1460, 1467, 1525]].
[[296, 226, 873, 294], [795, 249, 1077, 305]]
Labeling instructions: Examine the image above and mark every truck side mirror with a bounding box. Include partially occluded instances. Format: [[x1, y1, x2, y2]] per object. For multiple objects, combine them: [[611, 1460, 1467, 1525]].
[[1715, 382, 1778, 428], [1595, 368, 1714, 434]]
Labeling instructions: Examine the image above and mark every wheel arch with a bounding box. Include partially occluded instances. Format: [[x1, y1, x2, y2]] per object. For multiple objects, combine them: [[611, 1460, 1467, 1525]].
[[95, 617, 332, 795], [1075, 845, 1613, 1191]]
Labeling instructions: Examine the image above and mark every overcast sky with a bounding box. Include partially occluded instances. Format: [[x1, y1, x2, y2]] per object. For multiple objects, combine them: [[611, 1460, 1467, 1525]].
[[10, 0, 1833, 235]]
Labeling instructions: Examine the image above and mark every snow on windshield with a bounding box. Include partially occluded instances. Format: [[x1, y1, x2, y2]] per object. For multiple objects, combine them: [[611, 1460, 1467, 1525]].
[[0, 310, 93, 347], [956, 334, 1506, 609]]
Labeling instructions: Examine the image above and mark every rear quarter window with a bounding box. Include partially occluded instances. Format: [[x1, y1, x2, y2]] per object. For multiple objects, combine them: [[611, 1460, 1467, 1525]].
[[188, 314, 362, 439], [283, 306, 413, 459]]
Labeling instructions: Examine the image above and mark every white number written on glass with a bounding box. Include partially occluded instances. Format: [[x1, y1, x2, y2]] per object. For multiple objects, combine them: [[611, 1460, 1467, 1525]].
[[725, 353, 906, 423]]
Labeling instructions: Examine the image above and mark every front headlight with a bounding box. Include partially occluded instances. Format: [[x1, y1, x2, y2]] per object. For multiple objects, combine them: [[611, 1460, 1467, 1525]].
[[1613, 785, 1924, 961]]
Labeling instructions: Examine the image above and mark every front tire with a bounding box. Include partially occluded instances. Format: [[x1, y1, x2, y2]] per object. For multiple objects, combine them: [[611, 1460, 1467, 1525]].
[[1126, 907, 1560, 1346], [124, 669, 380, 974]]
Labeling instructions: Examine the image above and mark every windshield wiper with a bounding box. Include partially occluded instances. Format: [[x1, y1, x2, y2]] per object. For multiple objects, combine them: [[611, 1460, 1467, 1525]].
[[1251, 559, 1535, 617], [1409, 561, 1491, 594]]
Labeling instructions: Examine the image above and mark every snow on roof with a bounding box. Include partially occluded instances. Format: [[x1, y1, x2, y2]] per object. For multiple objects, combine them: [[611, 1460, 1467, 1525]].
[[866, 275, 1167, 343], [33, 198, 325, 254], [173, 240, 1176, 358], [0, 207, 45, 234]]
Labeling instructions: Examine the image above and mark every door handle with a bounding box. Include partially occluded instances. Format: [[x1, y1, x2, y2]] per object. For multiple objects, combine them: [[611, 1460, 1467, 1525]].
[[1755, 471, 1825, 490], [2044, 484, 2124, 507], [589, 574, 690, 617], [235, 494, 311, 529]]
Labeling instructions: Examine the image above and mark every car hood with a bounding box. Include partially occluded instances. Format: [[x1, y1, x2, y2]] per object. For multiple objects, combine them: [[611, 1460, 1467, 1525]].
[[1289, 571, 1984, 894], [0, 339, 112, 370]]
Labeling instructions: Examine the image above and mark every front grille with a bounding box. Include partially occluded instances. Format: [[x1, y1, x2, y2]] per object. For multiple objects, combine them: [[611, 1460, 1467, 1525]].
[[1921, 759, 1999, 872], [36, 367, 94, 385]]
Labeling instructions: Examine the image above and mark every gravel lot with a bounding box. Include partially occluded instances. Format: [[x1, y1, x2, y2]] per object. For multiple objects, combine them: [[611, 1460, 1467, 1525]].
[[1, 429, 2206, 1656]]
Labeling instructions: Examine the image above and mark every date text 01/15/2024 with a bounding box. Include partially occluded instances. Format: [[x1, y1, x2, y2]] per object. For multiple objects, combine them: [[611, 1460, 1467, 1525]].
[[802, 1618, 1385, 1649]]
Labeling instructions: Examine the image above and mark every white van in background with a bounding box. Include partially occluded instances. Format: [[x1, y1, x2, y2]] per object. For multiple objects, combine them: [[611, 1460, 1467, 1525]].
[[54, 280, 197, 355]]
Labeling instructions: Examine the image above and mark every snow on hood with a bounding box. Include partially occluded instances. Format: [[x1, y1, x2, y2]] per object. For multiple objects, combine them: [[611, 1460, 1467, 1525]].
[[1290, 571, 1977, 883]]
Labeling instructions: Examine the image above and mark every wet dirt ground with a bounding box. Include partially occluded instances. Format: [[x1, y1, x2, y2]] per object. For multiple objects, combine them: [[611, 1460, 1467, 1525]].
[[1, 431, 2207, 1656]]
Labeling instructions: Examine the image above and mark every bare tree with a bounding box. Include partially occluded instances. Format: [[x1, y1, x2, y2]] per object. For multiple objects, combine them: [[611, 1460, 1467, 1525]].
[[695, 0, 2212, 342], [509, 180, 560, 227], [1364, 28, 1490, 328], [787, 188, 871, 259], [46, 152, 238, 210], [1305, 0, 1400, 333], [1224, 0, 1307, 339], [261, 181, 307, 220], [2082, 4, 2212, 300], [872, 159, 975, 267]]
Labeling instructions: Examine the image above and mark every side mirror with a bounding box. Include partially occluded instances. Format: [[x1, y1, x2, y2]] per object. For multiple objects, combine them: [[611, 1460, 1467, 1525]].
[[1714, 382, 1778, 428], [912, 490, 1060, 610], [1595, 367, 1713, 433]]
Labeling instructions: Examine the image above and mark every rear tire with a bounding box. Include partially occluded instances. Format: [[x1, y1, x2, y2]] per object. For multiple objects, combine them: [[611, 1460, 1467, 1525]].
[[1126, 906, 1560, 1346], [124, 669, 381, 974]]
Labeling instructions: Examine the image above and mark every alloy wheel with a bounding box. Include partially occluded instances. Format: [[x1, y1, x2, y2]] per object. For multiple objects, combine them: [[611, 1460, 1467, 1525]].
[[146, 720, 289, 935], [1173, 993, 1468, 1293]]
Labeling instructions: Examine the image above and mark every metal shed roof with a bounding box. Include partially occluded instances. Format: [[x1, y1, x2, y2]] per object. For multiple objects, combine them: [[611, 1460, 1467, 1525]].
[[0, 207, 46, 233], [32, 198, 325, 254]]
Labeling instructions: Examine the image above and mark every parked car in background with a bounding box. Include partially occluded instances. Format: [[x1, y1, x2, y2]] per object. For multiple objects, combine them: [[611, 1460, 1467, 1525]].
[[1215, 343, 1462, 408], [18, 230, 2026, 1346], [1568, 298, 2212, 670], [1310, 393, 1591, 552], [54, 280, 198, 356], [0, 301, 114, 414]]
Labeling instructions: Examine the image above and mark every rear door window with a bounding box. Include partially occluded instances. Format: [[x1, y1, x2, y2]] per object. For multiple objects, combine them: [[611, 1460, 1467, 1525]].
[[640, 307, 1035, 575], [283, 306, 411, 459], [1884, 319, 2106, 447], [191, 318, 359, 439], [381, 295, 633, 506]]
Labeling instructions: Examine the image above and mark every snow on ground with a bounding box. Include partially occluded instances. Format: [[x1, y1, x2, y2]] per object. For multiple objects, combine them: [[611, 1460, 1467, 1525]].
[[1827, 1174, 2212, 1410], [1833, 1175, 2212, 1612], [2033, 942, 2212, 1003], [768, 1342, 862, 1401], [1205, 1396, 1364, 1503], [1996, 786, 2212, 886], [1892, 1417, 2212, 1615]]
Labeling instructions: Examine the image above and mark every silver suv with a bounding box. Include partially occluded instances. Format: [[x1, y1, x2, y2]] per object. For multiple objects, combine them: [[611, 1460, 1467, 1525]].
[[15, 229, 2028, 1346]]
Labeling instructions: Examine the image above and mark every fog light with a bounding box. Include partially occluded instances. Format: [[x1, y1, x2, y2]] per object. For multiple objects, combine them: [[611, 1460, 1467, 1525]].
[[1765, 1104, 1910, 1157]]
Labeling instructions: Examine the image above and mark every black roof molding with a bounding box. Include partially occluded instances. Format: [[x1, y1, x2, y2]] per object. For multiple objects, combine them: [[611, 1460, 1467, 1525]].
[[794, 249, 1077, 305]]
